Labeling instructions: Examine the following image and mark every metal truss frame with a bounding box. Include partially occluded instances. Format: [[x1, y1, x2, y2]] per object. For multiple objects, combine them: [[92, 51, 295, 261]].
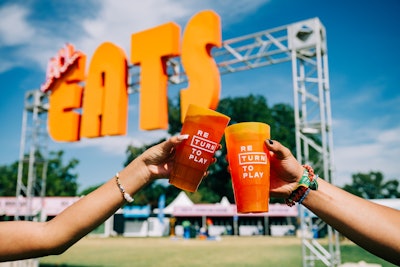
[[16, 90, 49, 222]]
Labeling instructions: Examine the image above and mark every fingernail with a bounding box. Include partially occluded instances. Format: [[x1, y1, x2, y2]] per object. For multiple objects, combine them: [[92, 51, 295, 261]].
[[178, 134, 189, 141], [267, 139, 273, 145]]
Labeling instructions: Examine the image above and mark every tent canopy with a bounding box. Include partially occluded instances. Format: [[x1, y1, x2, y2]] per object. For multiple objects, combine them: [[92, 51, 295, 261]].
[[163, 191, 193, 214]]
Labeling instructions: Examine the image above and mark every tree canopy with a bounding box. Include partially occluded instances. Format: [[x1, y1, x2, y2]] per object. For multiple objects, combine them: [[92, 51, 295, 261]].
[[342, 171, 400, 199], [0, 151, 79, 196]]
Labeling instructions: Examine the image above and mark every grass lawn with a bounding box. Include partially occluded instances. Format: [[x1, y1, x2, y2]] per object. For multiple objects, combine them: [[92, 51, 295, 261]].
[[39, 236, 396, 267]]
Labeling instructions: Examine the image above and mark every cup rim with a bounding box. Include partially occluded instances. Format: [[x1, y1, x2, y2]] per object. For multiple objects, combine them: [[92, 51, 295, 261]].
[[184, 104, 231, 121], [225, 121, 270, 134]]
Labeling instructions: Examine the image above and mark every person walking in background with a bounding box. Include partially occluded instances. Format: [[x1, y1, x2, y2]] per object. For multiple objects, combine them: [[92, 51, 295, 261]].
[[182, 220, 192, 239]]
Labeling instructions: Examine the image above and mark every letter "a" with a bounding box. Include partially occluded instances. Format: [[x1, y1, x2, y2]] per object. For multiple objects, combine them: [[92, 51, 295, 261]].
[[80, 42, 128, 138]]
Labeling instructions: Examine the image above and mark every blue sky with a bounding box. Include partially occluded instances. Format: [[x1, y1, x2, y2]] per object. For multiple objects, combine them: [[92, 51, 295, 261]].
[[0, 0, 399, 191]]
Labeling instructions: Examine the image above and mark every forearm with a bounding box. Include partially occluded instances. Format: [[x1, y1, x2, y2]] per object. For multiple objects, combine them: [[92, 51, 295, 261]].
[[46, 159, 150, 253], [0, 181, 124, 262], [0, 159, 150, 262], [46, 178, 125, 253], [302, 178, 400, 265]]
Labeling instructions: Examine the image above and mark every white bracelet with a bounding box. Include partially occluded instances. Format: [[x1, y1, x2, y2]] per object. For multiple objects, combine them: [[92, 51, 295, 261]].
[[115, 172, 134, 203]]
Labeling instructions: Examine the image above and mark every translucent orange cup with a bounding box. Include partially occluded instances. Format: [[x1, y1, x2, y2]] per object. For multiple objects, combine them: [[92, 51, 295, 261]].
[[225, 122, 270, 213], [169, 104, 231, 192]]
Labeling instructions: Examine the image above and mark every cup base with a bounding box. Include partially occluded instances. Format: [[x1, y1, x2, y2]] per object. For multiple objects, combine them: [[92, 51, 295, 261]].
[[235, 185, 269, 213], [169, 174, 203, 192]]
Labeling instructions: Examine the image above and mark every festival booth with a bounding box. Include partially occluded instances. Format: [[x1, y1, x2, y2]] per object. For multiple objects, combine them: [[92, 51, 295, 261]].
[[0, 196, 80, 220], [3, 196, 400, 238], [172, 202, 298, 237], [121, 204, 171, 237], [154, 192, 299, 237]]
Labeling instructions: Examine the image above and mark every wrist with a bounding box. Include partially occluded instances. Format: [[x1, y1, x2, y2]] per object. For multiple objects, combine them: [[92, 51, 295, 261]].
[[284, 163, 305, 195], [123, 158, 152, 188], [285, 165, 319, 206], [295, 164, 305, 183], [285, 164, 306, 194]]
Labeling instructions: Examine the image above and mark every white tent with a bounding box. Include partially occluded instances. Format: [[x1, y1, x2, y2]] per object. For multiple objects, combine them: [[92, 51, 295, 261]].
[[219, 196, 231, 206], [162, 191, 194, 214], [371, 198, 400, 210]]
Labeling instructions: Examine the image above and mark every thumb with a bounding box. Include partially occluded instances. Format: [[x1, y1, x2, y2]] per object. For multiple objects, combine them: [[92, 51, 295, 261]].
[[264, 139, 293, 160], [161, 134, 189, 152]]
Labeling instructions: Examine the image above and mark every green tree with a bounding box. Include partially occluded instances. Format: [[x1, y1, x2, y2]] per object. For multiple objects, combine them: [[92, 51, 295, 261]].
[[0, 151, 79, 196], [0, 162, 19, 196], [46, 151, 79, 196], [342, 171, 400, 199], [167, 97, 182, 136]]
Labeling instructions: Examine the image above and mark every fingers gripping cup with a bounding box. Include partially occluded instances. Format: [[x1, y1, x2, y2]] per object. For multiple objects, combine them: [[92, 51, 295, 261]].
[[170, 104, 231, 192], [225, 122, 270, 213]]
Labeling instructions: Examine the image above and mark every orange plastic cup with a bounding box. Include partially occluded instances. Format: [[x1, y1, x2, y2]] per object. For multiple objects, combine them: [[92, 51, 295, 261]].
[[225, 122, 270, 213], [169, 104, 231, 192]]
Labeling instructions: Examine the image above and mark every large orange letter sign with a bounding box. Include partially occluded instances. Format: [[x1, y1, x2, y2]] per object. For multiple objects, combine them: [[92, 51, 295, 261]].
[[80, 42, 128, 138], [131, 22, 180, 130], [180, 10, 222, 121], [44, 10, 223, 142], [47, 47, 86, 142]]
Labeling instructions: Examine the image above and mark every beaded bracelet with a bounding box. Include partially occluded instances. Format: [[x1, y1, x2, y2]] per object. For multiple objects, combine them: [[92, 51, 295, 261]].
[[285, 165, 318, 207], [115, 172, 134, 203]]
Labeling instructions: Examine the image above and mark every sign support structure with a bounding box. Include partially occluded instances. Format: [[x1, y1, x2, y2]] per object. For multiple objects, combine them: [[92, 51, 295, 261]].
[[16, 90, 49, 222], [14, 90, 49, 267]]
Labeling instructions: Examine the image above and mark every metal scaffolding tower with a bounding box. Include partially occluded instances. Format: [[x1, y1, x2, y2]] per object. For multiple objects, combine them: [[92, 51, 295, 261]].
[[217, 17, 340, 267], [16, 90, 49, 222], [221, 17, 340, 267], [288, 19, 341, 267], [17, 17, 339, 266]]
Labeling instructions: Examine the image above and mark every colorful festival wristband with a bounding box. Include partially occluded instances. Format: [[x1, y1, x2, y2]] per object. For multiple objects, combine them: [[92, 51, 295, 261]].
[[285, 165, 318, 207]]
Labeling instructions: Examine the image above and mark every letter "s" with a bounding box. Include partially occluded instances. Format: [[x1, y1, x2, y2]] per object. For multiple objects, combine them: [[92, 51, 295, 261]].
[[180, 10, 222, 120]]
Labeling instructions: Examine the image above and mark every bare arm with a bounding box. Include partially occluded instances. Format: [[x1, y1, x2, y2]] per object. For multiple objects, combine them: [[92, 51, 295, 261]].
[[303, 179, 400, 264], [266, 139, 400, 265], [0, 135, 186, 262]]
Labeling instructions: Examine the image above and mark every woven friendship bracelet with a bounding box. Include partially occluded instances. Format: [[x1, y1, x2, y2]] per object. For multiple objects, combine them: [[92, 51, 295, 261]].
[[298, 188, 311, 205], [302, 164, 318, 190], [115, 172, 134, 203], [285, 165, 318, 207]]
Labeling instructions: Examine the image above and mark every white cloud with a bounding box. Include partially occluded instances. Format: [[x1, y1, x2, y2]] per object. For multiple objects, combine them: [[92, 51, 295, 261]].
[[77, 0, 191, 61], [0, 3, 83, 72], [0, 4, 35, 46], [333, 126, 400, 186], [73, 136, 134, 156], [0, 0, 270, 74], [0, 4, 39, 72], [68, 129, 169, 156]]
